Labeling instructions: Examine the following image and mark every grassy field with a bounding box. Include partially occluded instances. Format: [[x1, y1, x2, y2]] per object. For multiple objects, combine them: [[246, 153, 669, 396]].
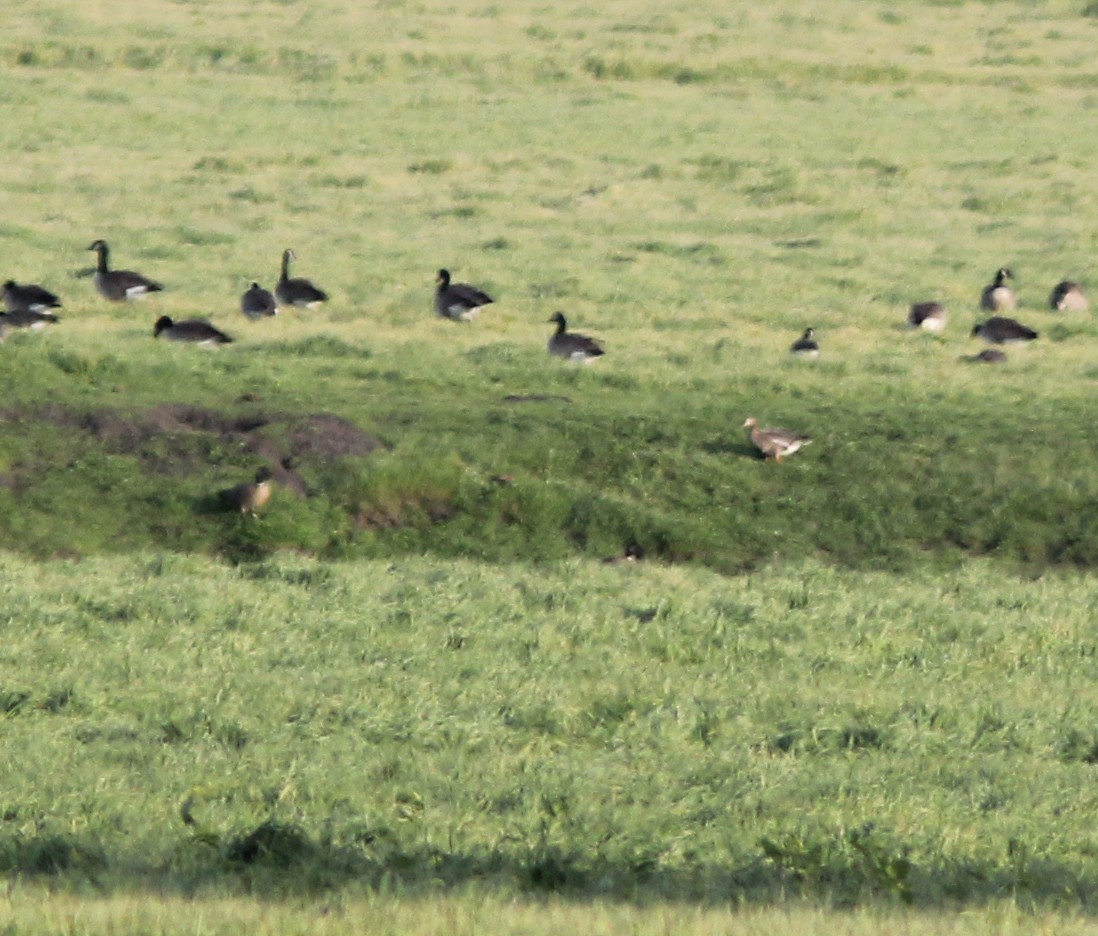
[[4, 0, 1098, 931]]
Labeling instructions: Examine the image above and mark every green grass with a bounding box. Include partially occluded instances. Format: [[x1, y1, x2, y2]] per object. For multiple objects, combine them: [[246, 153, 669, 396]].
[[4, 0, 1098, 930]]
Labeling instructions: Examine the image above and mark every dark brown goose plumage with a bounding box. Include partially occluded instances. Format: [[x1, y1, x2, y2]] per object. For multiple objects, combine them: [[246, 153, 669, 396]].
[[275, 249, 328, 308], [547, 311, 605, 362], [435, 269, 494, 321], [87, 240, 163, 301]]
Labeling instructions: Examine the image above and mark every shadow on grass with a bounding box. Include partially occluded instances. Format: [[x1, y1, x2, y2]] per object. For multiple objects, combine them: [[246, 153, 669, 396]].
[[7, 823, 1098, 912]]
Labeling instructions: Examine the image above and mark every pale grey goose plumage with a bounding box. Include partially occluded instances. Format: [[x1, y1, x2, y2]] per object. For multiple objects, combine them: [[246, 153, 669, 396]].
[[743, 417, 811, 462], [971, 316, 1037, 345], [980, 267, 1016, 312], [907, 301, 946, 332], [435, 269, 493, 321], [154, 316, 233, 345], [1050, 280, 1088, 312], [3, 280, 61, 314], [87, 240, 163, 301], [547, 311, 605, 362], [241, 282, 278, 319], [275, 249, 328, 308]]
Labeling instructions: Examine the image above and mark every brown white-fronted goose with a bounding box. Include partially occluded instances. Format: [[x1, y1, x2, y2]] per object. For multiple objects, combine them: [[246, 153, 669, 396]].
[[87, 240, 163, 301], [154, 316, 233, 346], [908, 301, 946, 332], [275, 249, 328, 308], [980, 267, 1016, 312], [743, 417, 811, 462], [547, 311, 605, 362], [435, 268, 493, 321], [790, 327, 820, 357], [1050, 280, 1088, 312], [241, 282, 278, 319], [970, 316, 1037, 345], [3, 280, 61, 314], [220, 467, 273, 516]]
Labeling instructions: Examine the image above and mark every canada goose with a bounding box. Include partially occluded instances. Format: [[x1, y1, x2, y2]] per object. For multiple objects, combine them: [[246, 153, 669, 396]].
[[980, 268, 1016, 312], [547, 311, 605, 362], [275, 249, 328, 308], [241, 282, 278, 319], [971, 316, 1037, 345], [435, 268, 493, 321], [743, 417, 811, 462], [3, 280, 61, 314], [0, 308, 60, 331], [87, 240, 163, 301], [154, 316, 233, 346], [790, 327, 820, 357], [1050, 280, 1088, 312], [221, 467, 273, 516], [908, 301, 946, 332]]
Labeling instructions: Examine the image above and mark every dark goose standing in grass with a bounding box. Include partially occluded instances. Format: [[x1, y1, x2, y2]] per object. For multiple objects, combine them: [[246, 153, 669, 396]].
[[435, 268, 493, 321], [221, 467, 274, 517], [3, 280, 61, 315], [154, 316, 233, 346], [980, 267, 1016, 312], [87, 240, 163, 302], [907, 301, 946, 332], [1050, 280, 1088, 312], [275, 249, 328, 308], [241, 282, 278, 319], [547, 311, 605, 362], [789, 327, 820, 358], [743, 417, 811, 463], [971, 316, 1037, 345]]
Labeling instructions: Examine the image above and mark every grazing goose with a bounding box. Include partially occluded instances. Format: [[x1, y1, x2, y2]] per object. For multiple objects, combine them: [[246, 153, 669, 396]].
[[743, 417, 811, 462], [241, 282, 278, 319], [971, 316, 1037, 345], [221, 467, 273, 516], [980, 267, 1016, 312], [435, 268, 494, 321], [87, 240, 163, 301], [0, 308, 60, 331], [1050, 280, 1088, 312], [789, 327, 820, 358], [154, 316, 233, 346], [547, 311, 605, 362], [908, 301, 946, 332], [3, 280, 61, 314], [275, 249, 328, 308]]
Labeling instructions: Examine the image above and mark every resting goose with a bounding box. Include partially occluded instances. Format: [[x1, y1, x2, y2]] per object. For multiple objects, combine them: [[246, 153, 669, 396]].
[[789, 327, 820, 357], [87, 240, 163, 301], [743, 417, 811, 462], [966, 348, 1007, 364], [3, 280, 61, 314], [980, 267, 1016, 312], [1050, 280, 1088, 312], [435, 268, 493, 321], [221, 467, 273, 516], [970, 316, 1037, 345], [908, 301, 946, 332], [241, 282, 278, 319], [547, 311, 605, 362], [154, 316, 233, 346], [275, 249, 328, 308]]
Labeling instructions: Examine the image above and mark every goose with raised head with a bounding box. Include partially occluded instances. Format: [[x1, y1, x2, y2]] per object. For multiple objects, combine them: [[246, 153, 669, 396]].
[[908, 301, 946, 332], [221, 467, 273, 516], [3, 280, 61, 314], [743, 417, 811, 462], [980, 267, 1016, 312], [547, 311, 605, 362], [87, 240, 163, 301], [275, 249, 328, 308], [241, 282, 278, 319], [970, 316, 1037, 345], [790, 327, 820, 357], [154, 316, 233, 346], [435, 268, 493, 321], [1050, 280, 1088, 312]]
